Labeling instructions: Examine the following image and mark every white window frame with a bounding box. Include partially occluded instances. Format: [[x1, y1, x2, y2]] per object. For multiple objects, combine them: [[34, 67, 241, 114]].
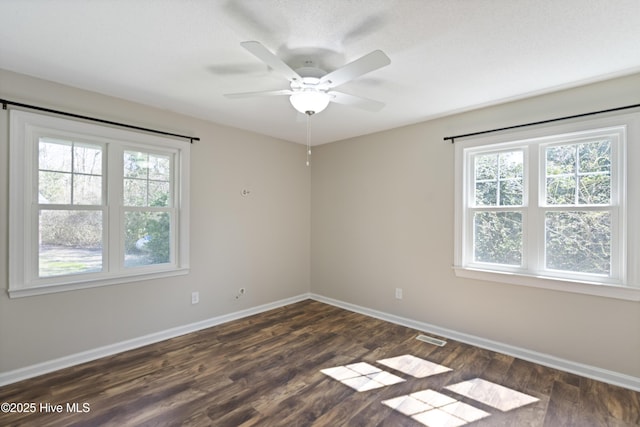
[[9, 110, 190, 298], [454, 112, 640, 301]]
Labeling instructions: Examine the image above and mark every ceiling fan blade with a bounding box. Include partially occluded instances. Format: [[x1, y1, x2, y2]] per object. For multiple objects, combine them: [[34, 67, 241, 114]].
[[319, 50, 390, 88], [224, 89, 293, 99], [343, 14, 388, 45], [328, 91, 385, 112], [240, 41, 302, 82]]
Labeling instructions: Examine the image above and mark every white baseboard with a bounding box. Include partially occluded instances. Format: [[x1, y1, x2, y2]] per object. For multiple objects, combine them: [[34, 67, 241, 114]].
[[309, 293, 640, 392], [0, 293, 311, 387], [3, 292, 639, 392]]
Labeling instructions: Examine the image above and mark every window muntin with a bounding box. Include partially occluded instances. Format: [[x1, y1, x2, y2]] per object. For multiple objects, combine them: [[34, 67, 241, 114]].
[[455, 117, 637, 299], [9, 110, 190, 297]]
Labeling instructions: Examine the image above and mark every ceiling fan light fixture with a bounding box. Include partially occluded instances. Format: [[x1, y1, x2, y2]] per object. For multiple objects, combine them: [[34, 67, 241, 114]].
[[289, 90, 330, 115]]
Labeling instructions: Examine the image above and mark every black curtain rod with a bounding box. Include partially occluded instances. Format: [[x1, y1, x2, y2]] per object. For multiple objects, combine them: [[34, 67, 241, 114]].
[[443, 103, 640, 143], [1, 98, 200, 144]]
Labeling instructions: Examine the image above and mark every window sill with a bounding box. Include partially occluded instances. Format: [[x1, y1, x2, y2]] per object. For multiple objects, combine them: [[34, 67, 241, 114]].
[[8, 268, 190, 298], [453, 266, 640, 302]]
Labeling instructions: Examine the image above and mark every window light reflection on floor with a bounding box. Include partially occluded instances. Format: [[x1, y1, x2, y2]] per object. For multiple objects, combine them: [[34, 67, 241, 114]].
[[320, 362, 405, 392], [377, 354, 452, 378], [383, 379, 539, 426], [445, 378, 539, 411], [321, 355, 539, 426], [383, 389, 490, 426]]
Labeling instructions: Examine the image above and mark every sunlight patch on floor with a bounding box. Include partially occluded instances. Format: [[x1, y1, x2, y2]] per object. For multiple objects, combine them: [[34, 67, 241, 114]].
[[321, 362, 405, 392], [383, 379, 539, 426], [322, 355, 540, 425], [377, 354, 452, 378], [445, 378, 539, 411], [382, 389, 490, 426]]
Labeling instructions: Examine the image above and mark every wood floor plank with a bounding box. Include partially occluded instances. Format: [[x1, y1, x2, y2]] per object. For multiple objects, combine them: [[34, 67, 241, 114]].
[[542, 380, 581, 426], [1, 299, 638, 426]]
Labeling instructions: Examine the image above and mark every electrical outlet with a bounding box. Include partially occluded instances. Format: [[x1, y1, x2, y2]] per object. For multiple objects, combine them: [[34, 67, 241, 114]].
[[395, 288, 403, 300], [191, 291, 199, 305]]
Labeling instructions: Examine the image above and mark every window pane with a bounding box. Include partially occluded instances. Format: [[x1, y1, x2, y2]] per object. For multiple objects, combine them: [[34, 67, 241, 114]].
[[545, 211, 610, 275], [39, 139, 72, 204], [578, 175, 610, 205], [39, 210, 103, 277], [73, 143, 102, 175], [500, 179, 523, 206], [124, 178, 148, 206], [546, 144, 577, 205], [473, 211, 522, 266], [73, 174, 102, 205], [149, 154, 171, 180], [39, 171, 71, 204], [499, 151, 523, 179], [475, 182, 497, 206], [39, 138, 72, 172], [475, 154, 497, 180], [474, 151, 522, 207], [124, 151, 148, 178], [546, 176, 576, 204], [579, 140, 610, 173], [149, 181, 170, 207], [474, 154, 498, 206], [546, 145, 575, 175], [578, 140, 611, 205], [124, 211, 171, 267]]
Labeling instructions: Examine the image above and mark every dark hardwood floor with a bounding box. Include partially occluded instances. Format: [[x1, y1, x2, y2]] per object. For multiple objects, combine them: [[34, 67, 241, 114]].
[[1, 299, 638, 426]]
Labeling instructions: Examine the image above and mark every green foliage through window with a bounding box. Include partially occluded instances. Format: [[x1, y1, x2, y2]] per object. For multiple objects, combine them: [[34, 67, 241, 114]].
[[473, 212, 522, 266], [123, 151, 173, 268]]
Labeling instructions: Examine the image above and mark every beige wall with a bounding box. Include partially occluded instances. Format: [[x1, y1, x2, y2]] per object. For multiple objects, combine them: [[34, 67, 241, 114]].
[[311, 73, 640, 378], [0, 70, 311, 372]]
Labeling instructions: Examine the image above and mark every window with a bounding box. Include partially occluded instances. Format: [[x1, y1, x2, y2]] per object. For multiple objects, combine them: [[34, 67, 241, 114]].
[[9, 110, 190, 297], [454, 113, 640, 301]]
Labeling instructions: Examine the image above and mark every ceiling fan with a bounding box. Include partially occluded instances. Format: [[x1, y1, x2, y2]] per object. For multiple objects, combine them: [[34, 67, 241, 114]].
[[224, 41, 391, 116]]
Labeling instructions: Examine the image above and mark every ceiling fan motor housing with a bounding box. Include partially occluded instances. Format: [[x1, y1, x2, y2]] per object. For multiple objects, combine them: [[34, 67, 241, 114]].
[[289, 67, 332, 114]]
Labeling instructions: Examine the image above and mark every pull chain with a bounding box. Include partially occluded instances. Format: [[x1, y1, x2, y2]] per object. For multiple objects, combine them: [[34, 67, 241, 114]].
[[305, 111, 314, 166]]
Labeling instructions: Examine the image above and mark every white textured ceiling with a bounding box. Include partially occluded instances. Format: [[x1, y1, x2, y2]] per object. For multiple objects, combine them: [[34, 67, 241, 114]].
[[1, 0, 639, 145]]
